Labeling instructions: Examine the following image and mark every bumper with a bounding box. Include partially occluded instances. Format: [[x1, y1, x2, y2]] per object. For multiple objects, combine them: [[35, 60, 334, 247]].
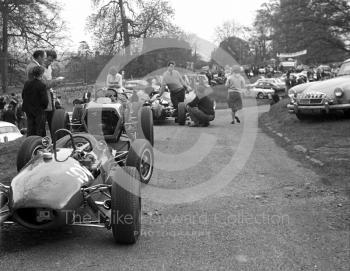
[[287, 103, 350, 114]]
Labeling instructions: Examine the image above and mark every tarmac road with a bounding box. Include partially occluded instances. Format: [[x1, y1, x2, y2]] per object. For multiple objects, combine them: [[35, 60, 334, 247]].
[[0, 105, 349, 271]]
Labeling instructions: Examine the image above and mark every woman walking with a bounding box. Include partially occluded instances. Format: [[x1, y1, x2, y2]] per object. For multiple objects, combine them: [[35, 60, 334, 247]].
[[225, 65, 245, 124]]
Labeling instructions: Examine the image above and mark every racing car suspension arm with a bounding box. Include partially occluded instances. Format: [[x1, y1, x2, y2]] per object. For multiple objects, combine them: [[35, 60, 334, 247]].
[[114, 151, 128, 164], [82, 184, 111, 198]]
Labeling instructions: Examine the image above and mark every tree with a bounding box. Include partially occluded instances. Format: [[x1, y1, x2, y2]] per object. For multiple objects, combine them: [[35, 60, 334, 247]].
[[250, 0, 279, 64], [0, 0, 65, 92], [214, 20, 250, 43], [271, 0, 349, 64], [211, 36, 250, 65], [87, 0, 178, 55]]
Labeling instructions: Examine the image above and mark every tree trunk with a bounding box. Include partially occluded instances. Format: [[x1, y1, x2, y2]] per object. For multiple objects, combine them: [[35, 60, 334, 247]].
[[118, 0, 130, 56], [1, 1, 9, 93]]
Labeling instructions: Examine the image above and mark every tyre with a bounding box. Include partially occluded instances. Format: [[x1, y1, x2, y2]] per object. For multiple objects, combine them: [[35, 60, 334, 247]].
[[51, 109, 70, 140], [111, 166, 141, 244], [257, 92, 264, 99], [137, 106, 154, 146], [16, 136, 44, 172], [177, 102, 186, 125], [126, 139, 153, 184]]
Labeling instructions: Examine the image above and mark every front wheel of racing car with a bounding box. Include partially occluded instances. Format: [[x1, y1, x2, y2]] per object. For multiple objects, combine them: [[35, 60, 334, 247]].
[[177, 102, 187, 125], [126, 139, 153, 184], [137, 106, 154, 146], [51, 109, 70, 140], [16, 136, 45, 172], [111, 166, 141, 244]]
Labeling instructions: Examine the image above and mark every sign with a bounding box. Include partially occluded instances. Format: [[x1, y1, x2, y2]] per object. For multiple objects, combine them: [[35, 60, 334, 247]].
[[280, 61, 296, 68], [277, 50, 307, 58]]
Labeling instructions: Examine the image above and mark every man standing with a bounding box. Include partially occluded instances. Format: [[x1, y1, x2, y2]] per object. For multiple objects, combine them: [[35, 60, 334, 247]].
[[42, 50, 60, 134], [26, 50, 46, 79], [160, 61, 188, 119], [22, 66, 48, 137]]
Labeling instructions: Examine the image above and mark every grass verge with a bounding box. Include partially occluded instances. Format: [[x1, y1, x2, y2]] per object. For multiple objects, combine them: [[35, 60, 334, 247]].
[[260, 98, 350, 191]]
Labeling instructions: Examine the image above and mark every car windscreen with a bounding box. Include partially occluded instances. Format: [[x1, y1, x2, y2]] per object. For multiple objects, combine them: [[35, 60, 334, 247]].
[[0, 126, 19, 134], [338, 62, 350, 76]]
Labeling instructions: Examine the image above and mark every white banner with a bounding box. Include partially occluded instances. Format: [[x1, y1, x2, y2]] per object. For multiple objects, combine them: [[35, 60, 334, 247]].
[[277, 50, 307, 58]]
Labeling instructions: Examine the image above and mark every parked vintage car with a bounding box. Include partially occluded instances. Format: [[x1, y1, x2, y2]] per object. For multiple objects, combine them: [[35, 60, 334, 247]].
[[287, 58, 350, 120], [245, 81, 276, 99], [0, 121, 23, 143], [248, 78, 285, 92]]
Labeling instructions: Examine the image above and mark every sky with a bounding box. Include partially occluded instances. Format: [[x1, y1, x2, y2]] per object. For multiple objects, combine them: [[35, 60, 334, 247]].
[[60, 0, 267, 50]]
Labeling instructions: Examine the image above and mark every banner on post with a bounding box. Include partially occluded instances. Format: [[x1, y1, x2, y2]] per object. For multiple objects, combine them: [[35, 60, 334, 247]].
[[277, 50, 307, 58]]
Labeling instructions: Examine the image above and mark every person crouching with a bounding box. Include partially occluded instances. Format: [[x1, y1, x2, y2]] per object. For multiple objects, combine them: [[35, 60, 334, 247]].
[[22, 66, 48, 137], [186, 85, 215, 127]]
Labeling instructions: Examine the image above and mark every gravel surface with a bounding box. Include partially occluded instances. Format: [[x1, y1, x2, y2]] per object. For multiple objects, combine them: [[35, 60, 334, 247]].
[[1, 105, 349, 271]]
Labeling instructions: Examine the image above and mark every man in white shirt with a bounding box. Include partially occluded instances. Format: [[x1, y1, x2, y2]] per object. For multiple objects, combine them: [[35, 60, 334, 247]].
[[106, 66, 123, 90], [42, 50, 63, 135], [160, 61, 188, 119]]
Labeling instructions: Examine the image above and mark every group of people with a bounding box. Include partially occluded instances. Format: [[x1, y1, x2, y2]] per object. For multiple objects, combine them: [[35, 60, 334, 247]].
[[159, 61, 215, 127], [22, 49, 62, 137], [0, 93, 26, 129], [149, 61, 247, 127]]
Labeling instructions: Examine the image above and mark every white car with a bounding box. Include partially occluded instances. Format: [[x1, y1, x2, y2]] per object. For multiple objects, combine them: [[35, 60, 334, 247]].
[[244, 86, 275, 99], [0, 121, 23, 143]]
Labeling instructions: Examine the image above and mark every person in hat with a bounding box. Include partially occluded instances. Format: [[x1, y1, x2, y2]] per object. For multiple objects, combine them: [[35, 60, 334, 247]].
[[225, 65, 245, 124]]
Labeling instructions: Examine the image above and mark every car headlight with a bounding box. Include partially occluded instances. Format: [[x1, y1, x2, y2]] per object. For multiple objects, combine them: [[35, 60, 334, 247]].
[[334, 88, 343, 97]]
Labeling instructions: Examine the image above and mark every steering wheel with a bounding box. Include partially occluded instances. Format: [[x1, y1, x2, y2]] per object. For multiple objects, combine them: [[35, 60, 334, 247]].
[[65, 135, 94, 153]]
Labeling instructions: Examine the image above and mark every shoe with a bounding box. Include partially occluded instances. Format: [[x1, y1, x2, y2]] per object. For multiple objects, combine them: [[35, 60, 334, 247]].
[[200, 123, 209, 127], [235, 116, 240, 123], [231, 121, 235, 124]]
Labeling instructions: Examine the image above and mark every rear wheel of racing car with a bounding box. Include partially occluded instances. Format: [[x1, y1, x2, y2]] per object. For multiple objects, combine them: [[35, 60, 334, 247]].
[[16, 136, 44, 172], [111, 166, 141, 244], [137, 106, 154, 146], [257, 92, 264, 99], [126, 139, 153, 184], [177, 102, 187, 125], [51, 109, 70, 140]]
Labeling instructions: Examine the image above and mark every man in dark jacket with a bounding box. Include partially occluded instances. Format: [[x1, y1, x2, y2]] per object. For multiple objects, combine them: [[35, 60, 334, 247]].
[[186, 85, 215, 127], [22, 66, 48, 137]]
